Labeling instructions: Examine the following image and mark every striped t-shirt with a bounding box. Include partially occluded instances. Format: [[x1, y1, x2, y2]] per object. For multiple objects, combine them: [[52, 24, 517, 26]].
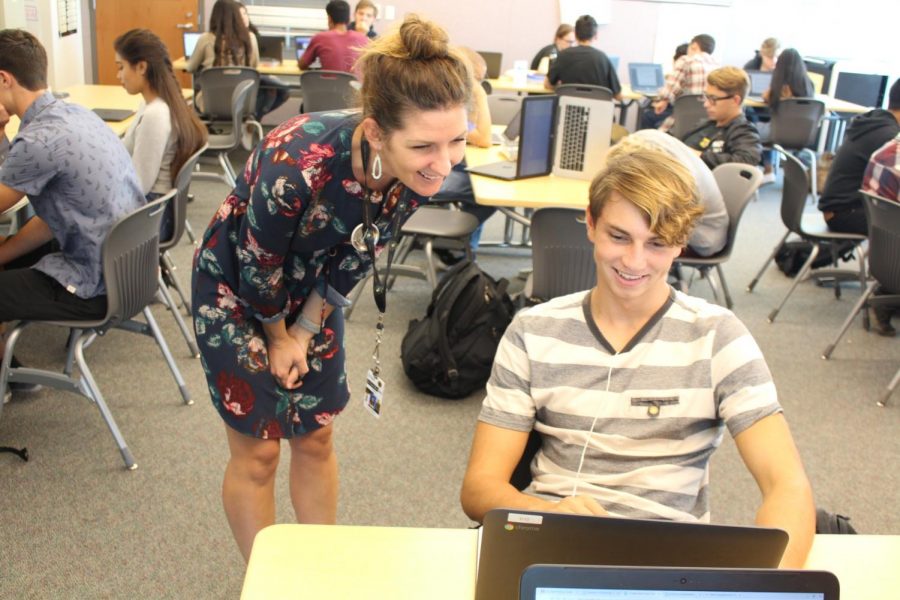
[[479, 288, 781, 523]]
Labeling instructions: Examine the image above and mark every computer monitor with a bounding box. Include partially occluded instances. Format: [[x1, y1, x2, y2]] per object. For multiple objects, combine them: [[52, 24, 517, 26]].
[[628, 63, 664, 94], [258, 36, 285, 62], [183, 31, 202, 59], [477, 51, 502, 79], [834, 72, 888, 109], [295, 35, 312, 60]]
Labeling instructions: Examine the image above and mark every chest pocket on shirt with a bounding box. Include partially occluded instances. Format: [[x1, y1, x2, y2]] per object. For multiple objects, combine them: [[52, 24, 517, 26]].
[[631, 396, 680, 417]]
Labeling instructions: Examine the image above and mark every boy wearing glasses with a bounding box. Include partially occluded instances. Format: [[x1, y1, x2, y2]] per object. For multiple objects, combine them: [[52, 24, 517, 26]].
[[681, 66, 762, 169]]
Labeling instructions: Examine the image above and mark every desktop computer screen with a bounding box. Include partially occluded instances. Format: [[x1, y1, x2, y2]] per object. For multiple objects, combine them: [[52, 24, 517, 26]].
[[834, 72, 888, 108]]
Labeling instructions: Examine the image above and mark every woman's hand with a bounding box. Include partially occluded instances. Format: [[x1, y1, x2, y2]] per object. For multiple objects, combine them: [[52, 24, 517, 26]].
[[267, 336, 309, 389]]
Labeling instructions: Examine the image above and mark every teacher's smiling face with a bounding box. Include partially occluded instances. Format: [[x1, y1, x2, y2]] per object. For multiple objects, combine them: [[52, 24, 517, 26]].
[[362, 105, 469, 198]]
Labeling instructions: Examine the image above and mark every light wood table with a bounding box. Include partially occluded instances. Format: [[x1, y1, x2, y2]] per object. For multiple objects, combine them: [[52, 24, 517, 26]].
[[465, 143, 589, 211], [4, 85, 193, 139], [241, 525, 900, 600], [241, 525, 479, 599], [173, 56, 303, 77]]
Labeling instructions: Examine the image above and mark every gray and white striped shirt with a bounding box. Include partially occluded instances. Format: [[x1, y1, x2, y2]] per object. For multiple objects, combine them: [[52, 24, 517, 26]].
[[480, 289, 781, 523]]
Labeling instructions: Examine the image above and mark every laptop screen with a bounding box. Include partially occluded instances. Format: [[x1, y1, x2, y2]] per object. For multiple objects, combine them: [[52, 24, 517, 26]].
[[478, 51, 503, 79], [295, 35, 312, 60], [629, 63, 663, 91], [517, 96, 556, 177], [183, 31, 202, 59], [521, 566, 838, 600], [747, 70, 774, 96]]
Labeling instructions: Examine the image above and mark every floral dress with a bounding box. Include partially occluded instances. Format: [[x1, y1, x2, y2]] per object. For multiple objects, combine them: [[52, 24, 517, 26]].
[[192, 111, 425, 439]]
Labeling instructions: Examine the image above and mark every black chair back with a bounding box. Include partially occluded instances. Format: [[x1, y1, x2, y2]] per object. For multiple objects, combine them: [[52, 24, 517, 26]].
[[862, 192, 900, 294]]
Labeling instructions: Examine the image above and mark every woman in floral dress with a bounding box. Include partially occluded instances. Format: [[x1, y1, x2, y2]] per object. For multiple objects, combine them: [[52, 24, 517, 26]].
[[192, 15, 474, 561]]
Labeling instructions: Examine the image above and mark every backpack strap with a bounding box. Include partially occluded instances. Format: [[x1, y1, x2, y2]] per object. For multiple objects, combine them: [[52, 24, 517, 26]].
[[430, 261, 485, 380]]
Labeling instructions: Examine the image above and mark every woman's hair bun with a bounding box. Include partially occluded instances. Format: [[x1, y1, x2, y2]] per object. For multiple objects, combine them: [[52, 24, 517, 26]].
[[399, 14, 449, 60]]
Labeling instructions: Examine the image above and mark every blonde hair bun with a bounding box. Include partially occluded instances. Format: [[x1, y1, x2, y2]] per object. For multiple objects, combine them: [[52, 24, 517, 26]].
[[399, 14, 449, 60]]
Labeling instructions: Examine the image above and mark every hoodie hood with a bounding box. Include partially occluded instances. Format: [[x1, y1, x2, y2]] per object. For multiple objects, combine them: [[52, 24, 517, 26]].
[[847, 109, 899, 142]]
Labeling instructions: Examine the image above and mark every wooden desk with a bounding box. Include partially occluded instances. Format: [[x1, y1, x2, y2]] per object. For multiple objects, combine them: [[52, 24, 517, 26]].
[[465, 143, 589, 210], [4, 85, 194, 140], [241, 525, 479, 599], [743, 93, 870, 114], [172, 56, 302, 77], [241, 525, 900, 600]]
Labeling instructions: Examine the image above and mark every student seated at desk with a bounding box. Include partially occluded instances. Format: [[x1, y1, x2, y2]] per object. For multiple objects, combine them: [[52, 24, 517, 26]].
[[530, 24, 575, 72], [545, 15, 621, 101], [349, 0, 378, 40], [819, 78, 900, 236], [114, 29, 208, 238], [744, 37, 780, 72], [298, 0, 369, 73], [0, 29, 144, 403], [459, 149, 815, 569], [681, 66, 762, 170], [237, 2, 290, 121], [185, 0, 259, 113], [645, 34, 718, 132]]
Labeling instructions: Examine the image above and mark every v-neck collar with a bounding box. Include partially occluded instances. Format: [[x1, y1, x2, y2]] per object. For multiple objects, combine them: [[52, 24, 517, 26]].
[[581, 288, 675, 355]]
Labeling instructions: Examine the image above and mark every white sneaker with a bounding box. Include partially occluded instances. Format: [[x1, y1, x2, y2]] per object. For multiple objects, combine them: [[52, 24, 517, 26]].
[[241, 123, 256, 150], [3, 389, 10, 404], [761, 171, 776, 185]]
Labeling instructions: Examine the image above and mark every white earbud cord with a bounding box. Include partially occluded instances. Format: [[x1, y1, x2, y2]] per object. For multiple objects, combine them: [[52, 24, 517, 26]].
[[570, 358, 615, 498]]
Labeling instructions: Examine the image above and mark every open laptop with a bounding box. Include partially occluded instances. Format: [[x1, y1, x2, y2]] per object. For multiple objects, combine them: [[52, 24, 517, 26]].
[[295, 35, 312, 61], [478, 51, 503, 79], [92, 108, 135, 122], [183, 31, 202, 59], [475, 509, 789, 600], [257, 36, 284, 63], [552, 93, 614, 180], [520, 565, 840, 600], [629, 62, 664, 95], [746, 70, 774, 102], [469, 95, 557, 180]]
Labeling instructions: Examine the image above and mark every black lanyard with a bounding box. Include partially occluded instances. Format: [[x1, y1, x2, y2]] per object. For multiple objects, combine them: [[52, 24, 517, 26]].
[[360, 138, 406, 313]]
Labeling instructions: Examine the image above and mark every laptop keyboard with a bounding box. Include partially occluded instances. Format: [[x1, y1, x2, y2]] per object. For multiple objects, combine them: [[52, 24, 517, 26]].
[[559, 104, 589, 171]]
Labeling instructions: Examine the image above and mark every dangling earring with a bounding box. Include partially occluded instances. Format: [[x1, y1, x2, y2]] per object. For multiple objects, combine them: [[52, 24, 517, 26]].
[[371, 152, 383, 180]]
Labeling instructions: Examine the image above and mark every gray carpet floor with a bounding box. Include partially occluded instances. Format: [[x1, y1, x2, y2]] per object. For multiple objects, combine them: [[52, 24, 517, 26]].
[[1, 163, 897, 599]]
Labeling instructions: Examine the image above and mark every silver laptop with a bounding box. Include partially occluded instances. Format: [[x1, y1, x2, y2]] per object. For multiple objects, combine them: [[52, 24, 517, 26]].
[[552, 94, 613, 181], [468, 95, 557, 181], [629, 62, 664, 95], [747, 70, 774, 102], [475, 509, 789, 600], [520, 565, 840, 600], [183, 31, 202, 59]]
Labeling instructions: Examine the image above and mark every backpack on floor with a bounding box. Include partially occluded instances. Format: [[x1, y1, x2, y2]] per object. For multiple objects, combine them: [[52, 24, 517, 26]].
[[401, 260, 514, 399], [774, 240, 857, 277]]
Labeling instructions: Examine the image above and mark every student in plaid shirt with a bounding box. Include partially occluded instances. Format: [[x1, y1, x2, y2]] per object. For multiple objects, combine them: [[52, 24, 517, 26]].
[[645, 34, 718, 132], [863, 133, 900, 202]]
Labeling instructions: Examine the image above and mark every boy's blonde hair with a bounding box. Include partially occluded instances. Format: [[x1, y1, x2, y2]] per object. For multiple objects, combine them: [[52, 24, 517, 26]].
[[589, 150, 703, 247], [707, 66, 750, 102]]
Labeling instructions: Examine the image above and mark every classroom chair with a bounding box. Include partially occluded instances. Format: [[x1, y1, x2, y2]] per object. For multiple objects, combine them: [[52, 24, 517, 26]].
[[822, 192, 900, 408], [487, 94, 522, 127], [555, 84, 614, 101], [746, 150, 866, 323], [0, 194, 192, 470], [673, 163, 762, 309], [195, 75, 259, 188], [299, 70, 357, 113], [521, 207, 595, 306], [769, 98, 826, 199]]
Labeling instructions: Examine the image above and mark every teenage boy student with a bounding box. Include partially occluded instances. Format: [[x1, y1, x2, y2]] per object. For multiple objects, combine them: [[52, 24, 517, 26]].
[[545, 14, 622, 101], [681, 66, 762, 169], [460, 149, 815, 569], [349, 0, 378, 39], [298, 0, 370, 73], [645, 33, 718, 131], [818, 78, 900, 235], [0, 29, 143, 402]]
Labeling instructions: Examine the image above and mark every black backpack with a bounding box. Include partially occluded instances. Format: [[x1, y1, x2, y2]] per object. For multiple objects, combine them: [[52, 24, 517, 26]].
[[401, 260, 514, 399], [774, 240, 857, 277]]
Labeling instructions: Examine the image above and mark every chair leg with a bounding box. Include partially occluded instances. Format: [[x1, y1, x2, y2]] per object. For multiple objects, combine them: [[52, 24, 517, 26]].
[[184, 219, 197, 245], [768, 242, 820, 323], [162, 251, 192, 316], [71, 334, 137, 470], [715, 264, 734, 309], [748, 231, 790, 292], [342, 274, 371, 320], [821, 281, 876, 359], [422, 239, 438, 289], [880, 366, 899, 408], [143, 306, 193, 405], [803, 149, 818, 201], [218, 152, 237, 188], [63, 328, 82, 375], [157, 278, 200, 358]]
